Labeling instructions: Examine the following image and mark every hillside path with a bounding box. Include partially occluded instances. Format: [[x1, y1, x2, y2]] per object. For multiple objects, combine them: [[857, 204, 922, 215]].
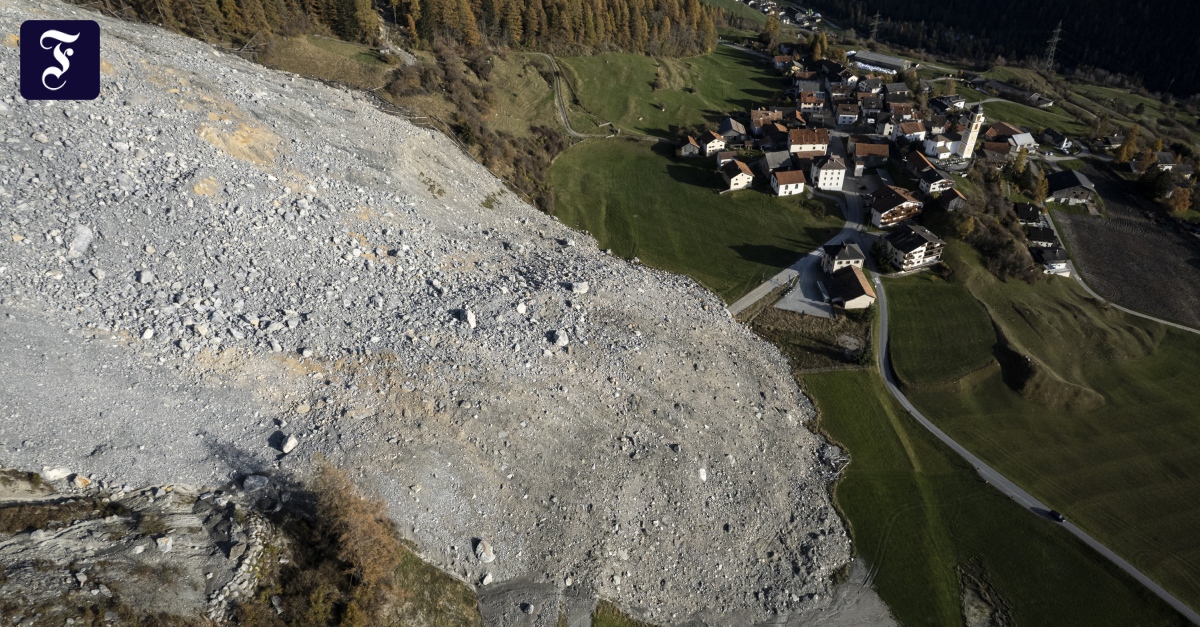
[[530, 53, 607, 139], [872, 275, 1200, 624]]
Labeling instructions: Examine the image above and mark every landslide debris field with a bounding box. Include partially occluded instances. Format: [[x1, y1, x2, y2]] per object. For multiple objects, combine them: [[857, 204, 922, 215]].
[[0, 1, 880, 623]]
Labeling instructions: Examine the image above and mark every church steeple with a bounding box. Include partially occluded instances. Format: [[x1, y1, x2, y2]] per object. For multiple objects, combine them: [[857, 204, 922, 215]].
[[960, 104, 985, 160]]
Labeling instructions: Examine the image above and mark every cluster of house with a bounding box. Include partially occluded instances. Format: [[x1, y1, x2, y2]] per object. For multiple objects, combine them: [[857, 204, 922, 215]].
[[813, 221, 947, 311], [1015, 202, 1070, 275], [1126, 147, 1196, 198], [677, 116, 848, 197], [672, 44, 1113, 299]]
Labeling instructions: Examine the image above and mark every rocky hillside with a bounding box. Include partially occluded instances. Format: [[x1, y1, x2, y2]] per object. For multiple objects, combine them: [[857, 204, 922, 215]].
[[0, 1, 860, 623]]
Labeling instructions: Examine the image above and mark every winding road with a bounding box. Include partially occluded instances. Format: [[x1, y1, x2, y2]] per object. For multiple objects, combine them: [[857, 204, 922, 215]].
[[726, 177, 1200, 622], [871, 275, 1200, 623], [1042, 205, 1200, 336]]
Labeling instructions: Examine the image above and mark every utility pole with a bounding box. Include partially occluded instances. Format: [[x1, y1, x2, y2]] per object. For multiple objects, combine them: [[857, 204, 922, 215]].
[[869, 12, 881, 41], [1041, 21, 1062, 75]]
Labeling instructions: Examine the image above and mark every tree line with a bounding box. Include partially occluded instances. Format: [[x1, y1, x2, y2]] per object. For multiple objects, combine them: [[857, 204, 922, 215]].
[[807, 0, 1199, 98], [85, 0, 717, 56]]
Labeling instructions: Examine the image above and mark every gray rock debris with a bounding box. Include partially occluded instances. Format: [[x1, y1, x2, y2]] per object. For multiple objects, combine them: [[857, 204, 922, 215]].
[[0, 1, 853, 623], [475, 538, 496, 564]]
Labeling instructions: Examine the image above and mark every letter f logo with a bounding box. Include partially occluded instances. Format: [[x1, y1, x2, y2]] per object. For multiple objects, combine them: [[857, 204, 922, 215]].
[[20, 20, 100, 100]]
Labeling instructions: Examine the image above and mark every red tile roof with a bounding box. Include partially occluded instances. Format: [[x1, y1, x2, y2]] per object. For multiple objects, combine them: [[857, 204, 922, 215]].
[[855, 143, 890, 157], [773, 170, 808, 186]]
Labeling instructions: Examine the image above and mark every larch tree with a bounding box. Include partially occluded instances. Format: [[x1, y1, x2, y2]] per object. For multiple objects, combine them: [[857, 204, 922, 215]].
[[1167, 187, 1192, 215]]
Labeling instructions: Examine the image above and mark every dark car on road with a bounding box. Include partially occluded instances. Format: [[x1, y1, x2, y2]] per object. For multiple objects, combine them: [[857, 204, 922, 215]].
[[1049, 510, 1066, 522]]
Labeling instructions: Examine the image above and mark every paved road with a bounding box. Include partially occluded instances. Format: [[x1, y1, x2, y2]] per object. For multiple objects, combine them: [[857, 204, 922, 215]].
[[774, 190, 876, 317], [1042, 209, 1200, 337], [727, 185, 870, 316], [872, 275, 1200, 624]]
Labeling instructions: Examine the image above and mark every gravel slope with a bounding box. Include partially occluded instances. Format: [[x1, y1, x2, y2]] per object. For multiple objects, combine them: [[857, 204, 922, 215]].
[[0, 2, 872, 623]]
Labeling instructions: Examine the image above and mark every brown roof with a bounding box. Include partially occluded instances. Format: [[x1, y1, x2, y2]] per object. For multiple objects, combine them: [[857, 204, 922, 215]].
[[798, 91, 822, 105], [908, 151, 934, 171], [983, 141, 1012, 154], [832, 266, 876, 300], [773, 170, 808, 186], [837, 104, 860, 115], [987, 121, 1025, 138], [889, 103, 914, 115], [873, 185, 921, 212], [750, 107, 784, 124], [788, 128, 830, 146], [898, 121, 925, 134], [684, 136, 700, 147], [706, 131, 725, 143], [722, 159, 754, 178], [774, 55, 794, 63], [855, 143, 890, 157], [715, 150, 737, 160]]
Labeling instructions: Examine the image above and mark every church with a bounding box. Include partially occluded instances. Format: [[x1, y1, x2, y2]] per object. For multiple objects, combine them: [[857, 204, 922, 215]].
[[923, 104, 984, 162]]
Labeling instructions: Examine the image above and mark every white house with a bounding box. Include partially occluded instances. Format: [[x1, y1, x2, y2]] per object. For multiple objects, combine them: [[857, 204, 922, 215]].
[[892, 121, 927, 143], [919, 169, 954, 195], [702, 131, 726, 157], [822, 241, 865, 274], [836, 104, 860, 126], [829, 266, 876, 310], [883, 224, 945, 271], [721, 159, 754, 191], [788, 128, 830, 156], [1033, 246, 1071, 276], [872, 185, 924, 228], [771, 169, 807, 196], [1042, 128, 1072, 151], [810, 155, 846, 191], [1009, 132, 1037, 150]]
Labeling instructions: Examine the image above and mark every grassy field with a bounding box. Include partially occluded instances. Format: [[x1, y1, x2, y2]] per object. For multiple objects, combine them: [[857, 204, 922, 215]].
[[1070, 82, 1200, 142], [701, 0, 767, 25], [484, 54, 562, 136], [1055, 158, 1086, 170], [549, 139, 842, 302], [883, 235, 1200, 613], [884, 270, 995, 387], [805, 369, 1188, 626], [557, 47, 787, 137], [981, 99, 1089, 137], [260, 35, 396, 89]]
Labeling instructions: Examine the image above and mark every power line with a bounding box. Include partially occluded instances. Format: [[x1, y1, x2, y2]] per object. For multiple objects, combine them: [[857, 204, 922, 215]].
[[1041, 20, 1061, 74], [869, 12, 881, 41]]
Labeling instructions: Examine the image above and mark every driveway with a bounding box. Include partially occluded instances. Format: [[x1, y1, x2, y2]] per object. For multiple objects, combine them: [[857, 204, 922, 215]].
[[726, 167, 877, 317], [773, 189, 876, 317]]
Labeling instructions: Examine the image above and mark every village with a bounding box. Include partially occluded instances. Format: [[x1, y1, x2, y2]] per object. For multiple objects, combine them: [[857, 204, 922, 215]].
[[673, 42, 1194, 316]]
